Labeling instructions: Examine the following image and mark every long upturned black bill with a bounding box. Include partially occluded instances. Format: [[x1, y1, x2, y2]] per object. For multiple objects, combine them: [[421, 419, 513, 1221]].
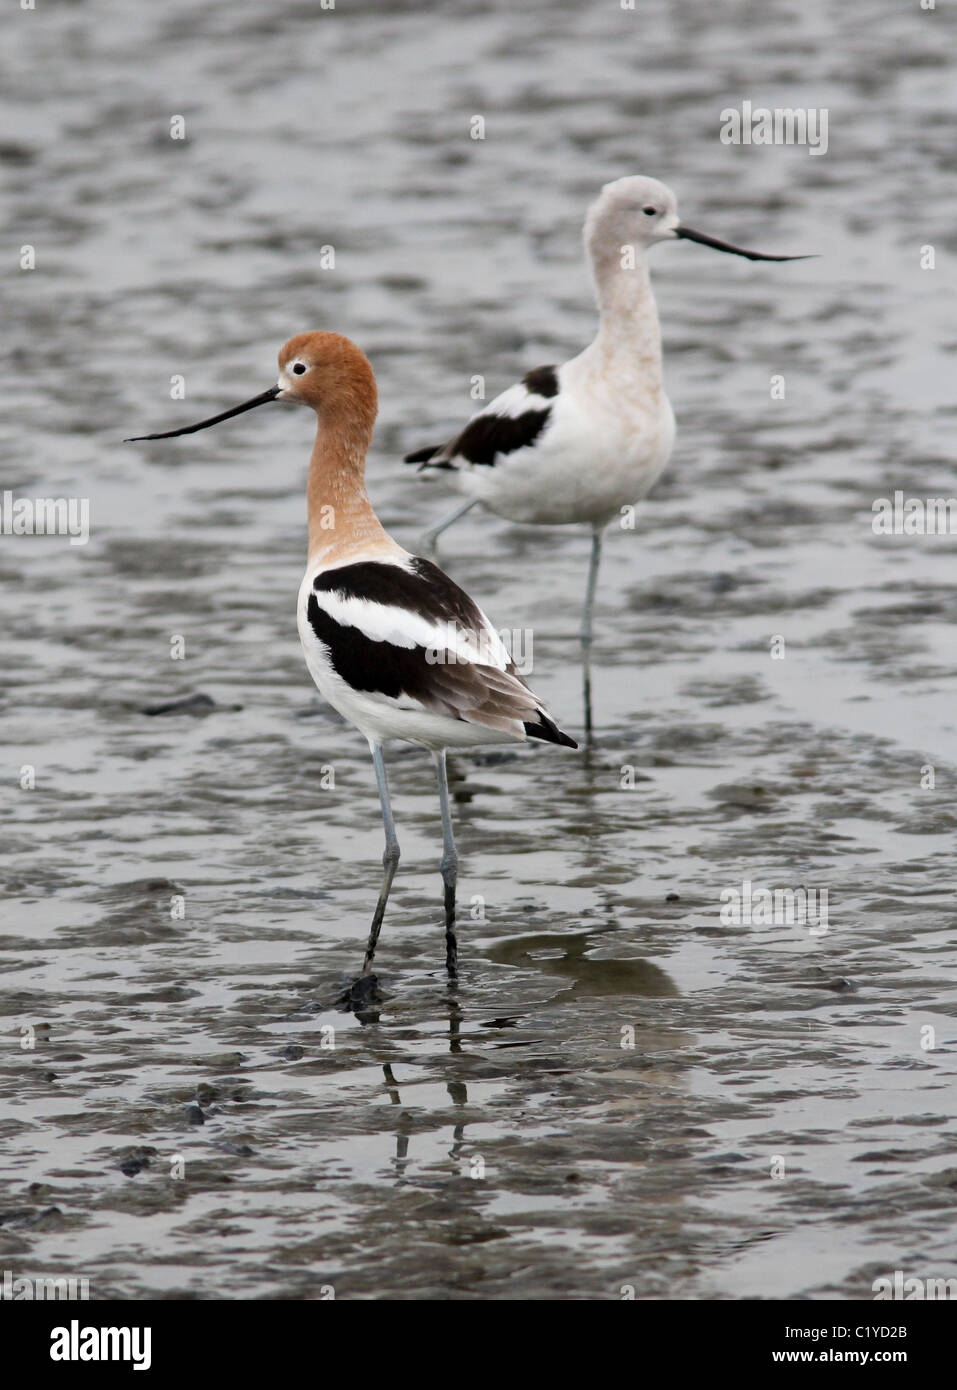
[[124, 385, 281, 442], [674, 225, 813, 262]]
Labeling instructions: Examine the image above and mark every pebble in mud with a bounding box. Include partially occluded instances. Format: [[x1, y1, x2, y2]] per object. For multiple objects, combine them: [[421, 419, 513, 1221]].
[[0, 1206, 63, 1228], [116, 1149, 156, 1178], [139, 692, 239, 716]]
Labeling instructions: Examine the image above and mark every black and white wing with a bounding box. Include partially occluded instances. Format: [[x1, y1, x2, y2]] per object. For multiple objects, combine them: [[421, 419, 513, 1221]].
[[404, 365, 560, 471], [302, 555, 576, 746]]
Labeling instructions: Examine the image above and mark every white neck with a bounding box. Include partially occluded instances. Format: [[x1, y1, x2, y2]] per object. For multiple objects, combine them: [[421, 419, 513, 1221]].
[[585, 240, 663, 387]]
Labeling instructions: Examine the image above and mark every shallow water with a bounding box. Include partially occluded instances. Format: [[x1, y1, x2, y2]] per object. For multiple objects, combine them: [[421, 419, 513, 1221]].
[[2, 0, 956, 1300]]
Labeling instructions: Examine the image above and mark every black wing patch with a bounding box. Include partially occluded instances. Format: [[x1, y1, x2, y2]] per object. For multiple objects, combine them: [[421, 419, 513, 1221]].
[[313, 557, 486, 633], [307, 559, 578, 747], [520, 365, 559, 398], [451, 407, 551, 466], [403, 364, 559, 469], [308, 592, 432, 702]]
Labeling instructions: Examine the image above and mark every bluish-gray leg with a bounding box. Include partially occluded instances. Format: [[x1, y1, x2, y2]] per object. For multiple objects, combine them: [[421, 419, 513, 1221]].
[[362, 741, 400, 974], [420, 497, 479, 552], [581, 523, 604, 740], [434, 750, 458, 978]]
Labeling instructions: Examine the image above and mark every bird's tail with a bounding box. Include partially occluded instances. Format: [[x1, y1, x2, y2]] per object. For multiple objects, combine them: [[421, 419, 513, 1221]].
[[523, 711, 578, 750], [404, 443, 455, 471]]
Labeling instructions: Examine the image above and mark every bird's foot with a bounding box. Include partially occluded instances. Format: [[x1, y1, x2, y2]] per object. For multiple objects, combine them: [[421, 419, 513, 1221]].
[[336, 972, 382, 1011]]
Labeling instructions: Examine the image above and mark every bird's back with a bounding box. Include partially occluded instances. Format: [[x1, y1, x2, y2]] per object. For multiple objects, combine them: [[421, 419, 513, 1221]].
[[298, 548, 576, 750]]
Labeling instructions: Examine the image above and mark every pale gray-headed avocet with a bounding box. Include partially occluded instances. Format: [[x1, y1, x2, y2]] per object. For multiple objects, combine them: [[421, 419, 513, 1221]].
[[127, 332, 577, 995], [405, 176, 811, 736]]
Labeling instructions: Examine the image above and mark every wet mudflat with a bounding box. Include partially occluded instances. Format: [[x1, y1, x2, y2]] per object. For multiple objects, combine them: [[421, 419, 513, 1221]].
[[1, 0, 956, 1299]]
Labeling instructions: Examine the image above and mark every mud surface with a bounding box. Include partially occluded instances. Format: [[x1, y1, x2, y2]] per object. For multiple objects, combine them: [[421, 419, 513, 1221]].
[[2, 0, 955, 1298]]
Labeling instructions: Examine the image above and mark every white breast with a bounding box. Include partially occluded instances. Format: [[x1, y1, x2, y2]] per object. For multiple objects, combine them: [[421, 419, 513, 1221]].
[[459, 360, 675, 526]]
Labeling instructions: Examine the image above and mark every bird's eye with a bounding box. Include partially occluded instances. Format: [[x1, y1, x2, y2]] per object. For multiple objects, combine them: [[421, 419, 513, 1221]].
[[292, 363, 307, 376], [642, 206, 658, 216]]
